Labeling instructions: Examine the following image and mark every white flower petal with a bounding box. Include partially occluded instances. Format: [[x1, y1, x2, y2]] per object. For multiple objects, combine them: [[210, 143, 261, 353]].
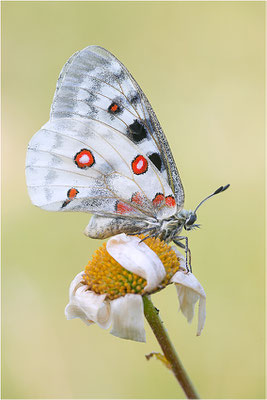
[[175, 285, 199, 322], [65, 304, 94, 326], [96, 302, 111, 329], [68, 271, 86, 299], [110, 294, 146, 342], [171, 270, 206, 298], [197, 297, 206, 336], [106, 233, 166, 292], [171, 270, 206, 335], [65, 271, 111, 328]]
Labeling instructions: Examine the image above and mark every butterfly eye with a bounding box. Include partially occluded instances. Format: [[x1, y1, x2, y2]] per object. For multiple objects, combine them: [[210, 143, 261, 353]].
[[186, 214, 197, 226]]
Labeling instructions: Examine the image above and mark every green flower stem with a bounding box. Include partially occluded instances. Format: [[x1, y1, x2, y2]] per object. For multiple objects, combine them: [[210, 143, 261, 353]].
[[143, 295, 200, 399]]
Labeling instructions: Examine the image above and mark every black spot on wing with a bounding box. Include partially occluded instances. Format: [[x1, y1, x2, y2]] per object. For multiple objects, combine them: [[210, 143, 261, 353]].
[[114, 69, 126, 82], [85, 92, 98, 104], [148, 153, 162, 171], [129, 93, 140, 105], [128, 119, 148, 143], [61, 199, 70, 209], [88, 76, 103, 92]]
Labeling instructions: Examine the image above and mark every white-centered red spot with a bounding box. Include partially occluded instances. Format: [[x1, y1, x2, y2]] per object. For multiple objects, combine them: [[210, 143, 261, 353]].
[[131, 155, 148, 175], [74, 149, 95, 169], [116, 201, 135, 215]]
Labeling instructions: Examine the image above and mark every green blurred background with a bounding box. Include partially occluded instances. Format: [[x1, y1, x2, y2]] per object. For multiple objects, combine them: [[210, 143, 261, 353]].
[[2, 1, 265, 399]]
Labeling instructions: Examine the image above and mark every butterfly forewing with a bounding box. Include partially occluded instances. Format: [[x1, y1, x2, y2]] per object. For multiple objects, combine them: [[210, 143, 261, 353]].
[[50, 46, 184, 208]]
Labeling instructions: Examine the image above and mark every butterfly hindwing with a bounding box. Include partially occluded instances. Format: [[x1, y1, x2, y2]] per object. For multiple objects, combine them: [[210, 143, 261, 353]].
[[26, 117, 177, 220]]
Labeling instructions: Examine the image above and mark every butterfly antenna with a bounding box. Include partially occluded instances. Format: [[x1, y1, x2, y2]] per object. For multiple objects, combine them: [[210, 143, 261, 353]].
[[194, 184, 230, 214]]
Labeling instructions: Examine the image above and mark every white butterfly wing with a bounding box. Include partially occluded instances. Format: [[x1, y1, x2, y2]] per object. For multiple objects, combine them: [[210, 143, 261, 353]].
[[26, 118, 177, 220], [50, 46, 184, 208], [26, 45, 185, 239]]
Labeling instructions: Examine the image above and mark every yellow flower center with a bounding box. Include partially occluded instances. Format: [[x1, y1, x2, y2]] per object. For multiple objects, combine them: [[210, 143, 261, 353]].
[[83, 235, 180, 300]]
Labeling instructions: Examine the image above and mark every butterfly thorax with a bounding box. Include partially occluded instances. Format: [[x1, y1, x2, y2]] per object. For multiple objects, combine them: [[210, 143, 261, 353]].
[[157, 209, 198, 242], [157, 216, 184, 242]]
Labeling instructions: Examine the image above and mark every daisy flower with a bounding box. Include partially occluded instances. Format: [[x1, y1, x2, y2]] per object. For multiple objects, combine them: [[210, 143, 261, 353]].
[[65, 233, 206, 342]]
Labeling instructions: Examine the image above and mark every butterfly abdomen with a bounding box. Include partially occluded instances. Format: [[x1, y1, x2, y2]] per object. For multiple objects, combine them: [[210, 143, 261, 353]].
[[84, 215, 154, 239]]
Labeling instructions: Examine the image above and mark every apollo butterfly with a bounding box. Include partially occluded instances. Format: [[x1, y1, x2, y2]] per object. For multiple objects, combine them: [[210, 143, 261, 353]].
[[25, 46, 229, 269]]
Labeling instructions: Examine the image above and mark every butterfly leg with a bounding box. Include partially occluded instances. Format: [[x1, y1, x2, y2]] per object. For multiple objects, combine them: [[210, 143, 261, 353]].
[[127, 227, 158, 237], [139, 231, 159, 243], [173, 236, 192, 273]]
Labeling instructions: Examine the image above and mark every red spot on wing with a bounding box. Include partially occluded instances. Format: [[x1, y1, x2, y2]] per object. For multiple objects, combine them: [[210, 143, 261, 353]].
[[108, 102, 121, 114], [62, 187, 79, 208], [152, 194, 176, 208], [67, 188, 79, 200], [74, 149, 95, 169], [111, 104, 118, 112], [131, 155, 148, 175], [131, 192, 145, 206], [116, 201, 135, 215], [165, 195, 176, 207], [153, 193, 165, 207]]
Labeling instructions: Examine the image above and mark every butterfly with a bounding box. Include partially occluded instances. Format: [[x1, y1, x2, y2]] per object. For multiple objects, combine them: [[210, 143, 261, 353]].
[[25, 46, 229, 270]]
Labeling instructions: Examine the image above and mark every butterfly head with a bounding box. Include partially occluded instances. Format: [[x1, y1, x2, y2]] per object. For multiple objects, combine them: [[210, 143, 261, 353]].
[[184, 211, 198, 231]]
